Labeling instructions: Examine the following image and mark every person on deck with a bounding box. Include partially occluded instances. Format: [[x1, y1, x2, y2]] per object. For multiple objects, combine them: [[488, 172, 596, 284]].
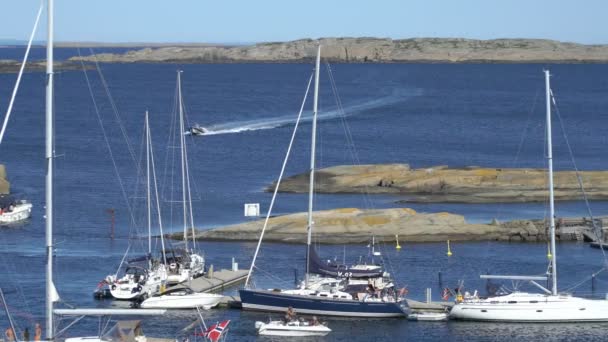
[[5, 327, 15, 342], [23, 328, 30, 341], [284, 306, 297, 323], [34, 323, 42, 341]]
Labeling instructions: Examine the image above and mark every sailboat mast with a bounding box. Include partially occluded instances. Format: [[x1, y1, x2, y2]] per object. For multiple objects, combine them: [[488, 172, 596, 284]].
[[45, 0, 55, 338], [146, 111, 152, 257], [305, 45, 321, 287], [177, 70, 189, 252], [545, 70, 558, 295]]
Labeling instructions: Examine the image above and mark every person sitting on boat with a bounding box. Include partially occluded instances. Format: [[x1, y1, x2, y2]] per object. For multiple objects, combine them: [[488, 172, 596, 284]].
[[309, 316, 320, 326], [5, 327, 15, 342], [366, 283, 377, 298], [284, 306, 297, 323], [34, 323, 42, 341]]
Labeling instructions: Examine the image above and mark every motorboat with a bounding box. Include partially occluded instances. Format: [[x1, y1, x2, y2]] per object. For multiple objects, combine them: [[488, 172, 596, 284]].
[[0, 198, 32, 224], [407, 312, 449, 321], [255, 320, 331, 337], [189, 124, 208, 136], [139, 287, 223, 309]]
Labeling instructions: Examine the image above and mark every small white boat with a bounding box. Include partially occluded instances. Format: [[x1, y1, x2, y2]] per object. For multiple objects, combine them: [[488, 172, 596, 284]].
[[255, 320, 331, 337], [65, 320, 172, 342], [0, 200, 32, 224], [407, 312, 448, 321], [140, 287, 223, 309], [189, 124, 208, 136]]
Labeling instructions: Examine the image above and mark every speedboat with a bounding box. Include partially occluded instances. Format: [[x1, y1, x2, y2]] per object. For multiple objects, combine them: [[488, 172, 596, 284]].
[[139, 287, 223, 309], [0, 198, 32, 224], [255, 320, 331, 337], [189, 124, 208, 136]]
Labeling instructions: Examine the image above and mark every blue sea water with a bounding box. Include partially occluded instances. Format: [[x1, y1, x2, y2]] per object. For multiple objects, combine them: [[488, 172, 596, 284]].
[[1, 47, 608, 340]]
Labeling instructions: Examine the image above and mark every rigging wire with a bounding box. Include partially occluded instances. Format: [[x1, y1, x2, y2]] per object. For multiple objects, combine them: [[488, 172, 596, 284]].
[[245, 73, 314, 287], [0, 0, 44, 145], [87, 48, 140, 173], [76, 48, 138, 230], [551, 90, 608, 270]]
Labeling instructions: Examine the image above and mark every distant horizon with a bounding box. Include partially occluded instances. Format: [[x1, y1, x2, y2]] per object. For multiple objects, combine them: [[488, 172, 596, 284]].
[[1, 36, 607, 47], [5, 1, 608, 45]]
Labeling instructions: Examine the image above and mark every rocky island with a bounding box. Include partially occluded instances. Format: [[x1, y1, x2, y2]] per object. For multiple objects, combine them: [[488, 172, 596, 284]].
[[69, 37, 608, 64], [0, 165, 9, 194], [269, 164, 608, 203], [0, 59, 89, 74], [171, 207, 594, 244]]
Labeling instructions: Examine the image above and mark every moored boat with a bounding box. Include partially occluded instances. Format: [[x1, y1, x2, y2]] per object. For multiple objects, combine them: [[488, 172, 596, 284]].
[[449, 71, 608, 322], [407, 312, 448, 321], [139, 287, 223, 309], [255, 320, 331, 337]]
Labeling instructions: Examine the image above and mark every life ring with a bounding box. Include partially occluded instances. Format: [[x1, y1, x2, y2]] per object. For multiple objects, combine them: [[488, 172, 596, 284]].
[[111, 285, 116, 290]]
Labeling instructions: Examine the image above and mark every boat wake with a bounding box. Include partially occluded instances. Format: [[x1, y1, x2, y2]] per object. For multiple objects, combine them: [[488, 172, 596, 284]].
[[195, 89, 421, 136]]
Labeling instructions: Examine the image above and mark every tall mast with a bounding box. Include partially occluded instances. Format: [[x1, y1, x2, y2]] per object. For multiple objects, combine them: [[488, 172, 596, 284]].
[[545, 70, 557, 295], [305, 45, 321, 287], [146, 111, 152, 257], [177, 70, 189, 252], [148, 113, 167, 265], [45, 0, 55, 338]]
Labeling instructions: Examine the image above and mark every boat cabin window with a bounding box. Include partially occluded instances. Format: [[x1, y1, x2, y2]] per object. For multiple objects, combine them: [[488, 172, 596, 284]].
[[507, 301, 517, 304]]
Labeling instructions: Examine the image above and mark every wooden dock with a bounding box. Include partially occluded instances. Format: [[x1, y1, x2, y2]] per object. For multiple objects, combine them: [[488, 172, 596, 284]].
[[184, 269, 249, 293]]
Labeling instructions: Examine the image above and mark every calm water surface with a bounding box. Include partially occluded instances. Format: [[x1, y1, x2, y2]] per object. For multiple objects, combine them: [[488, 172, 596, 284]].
[[1, 48, 608, 340]]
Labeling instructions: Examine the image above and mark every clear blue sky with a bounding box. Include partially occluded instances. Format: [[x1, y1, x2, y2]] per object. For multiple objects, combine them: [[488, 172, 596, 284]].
[[3, 0, 606, 44]]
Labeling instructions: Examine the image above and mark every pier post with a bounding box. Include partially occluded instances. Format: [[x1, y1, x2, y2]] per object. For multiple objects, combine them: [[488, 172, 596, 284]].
[[426, 288, 432, 303]]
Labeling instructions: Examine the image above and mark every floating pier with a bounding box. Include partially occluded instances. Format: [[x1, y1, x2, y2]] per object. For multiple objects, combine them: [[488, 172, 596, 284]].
[[181, 268, 249, 293]]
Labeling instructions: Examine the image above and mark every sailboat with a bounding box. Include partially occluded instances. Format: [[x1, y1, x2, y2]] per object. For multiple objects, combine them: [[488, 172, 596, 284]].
[[449, 70, 608, 322], [164, 71, 205, 285], [42, 0, 165, 340], [239, 46, 408, 318], [104, 112, 169, 301]]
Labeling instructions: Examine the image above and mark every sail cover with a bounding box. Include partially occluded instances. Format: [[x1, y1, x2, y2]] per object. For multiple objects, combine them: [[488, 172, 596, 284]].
[[308, 247, 384, 279]]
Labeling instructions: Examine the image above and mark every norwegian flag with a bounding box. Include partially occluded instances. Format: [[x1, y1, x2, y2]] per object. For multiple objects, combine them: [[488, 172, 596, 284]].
[[442, 288, 451, 300], [203, 320, 230, 342]]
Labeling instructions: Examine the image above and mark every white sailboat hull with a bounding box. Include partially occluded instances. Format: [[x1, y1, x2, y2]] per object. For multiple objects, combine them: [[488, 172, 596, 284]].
[[256, 321, 331, 337], [450, 293, 608, 322], [140, 292, 223, 309]]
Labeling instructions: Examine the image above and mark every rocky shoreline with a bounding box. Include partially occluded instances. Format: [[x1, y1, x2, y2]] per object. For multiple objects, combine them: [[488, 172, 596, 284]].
[[69, 37, 608, 64], [269, 164, 608, 203], [0, 59, 89, 74], [169, 207, 597, 244], [0, 165, 9, 194]]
